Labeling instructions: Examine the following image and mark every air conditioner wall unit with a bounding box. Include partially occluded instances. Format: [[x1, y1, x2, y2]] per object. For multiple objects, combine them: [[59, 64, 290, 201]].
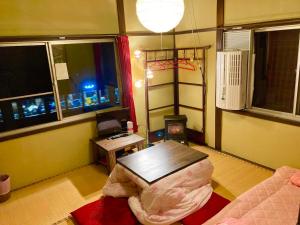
[[216, 51, 248, 110]]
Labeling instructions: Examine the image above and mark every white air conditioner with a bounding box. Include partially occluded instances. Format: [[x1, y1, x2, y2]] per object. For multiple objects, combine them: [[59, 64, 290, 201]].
[[216, 51, 248, 110]]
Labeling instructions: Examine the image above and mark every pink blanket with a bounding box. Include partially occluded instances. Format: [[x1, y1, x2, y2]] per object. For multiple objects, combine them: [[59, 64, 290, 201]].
[[103, 159, 214, 225], [203, 166, 300, 225]]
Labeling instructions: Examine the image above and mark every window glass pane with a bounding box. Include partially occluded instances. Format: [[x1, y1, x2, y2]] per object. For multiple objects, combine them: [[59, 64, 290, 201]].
[[0, 94, 58, 132], [0, 45, 53, 99], [52, 42, 121, 118], [0, 44, 57, 133], [252, 29, 299, 113]]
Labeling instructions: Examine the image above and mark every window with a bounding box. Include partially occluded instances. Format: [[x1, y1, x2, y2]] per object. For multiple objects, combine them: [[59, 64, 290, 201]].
[[252, 29, 299, 114], [50, 41, 121, 118], [0, 39, 121, 134], [222, 27, 300, 122], [0, 44, 57, 132]]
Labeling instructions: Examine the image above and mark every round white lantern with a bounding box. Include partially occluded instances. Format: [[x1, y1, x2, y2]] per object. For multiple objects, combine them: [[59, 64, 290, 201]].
[[136, 0, 185, 33]]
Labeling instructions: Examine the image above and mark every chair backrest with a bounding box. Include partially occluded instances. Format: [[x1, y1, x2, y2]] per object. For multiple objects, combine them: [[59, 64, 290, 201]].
[[96, 108, 130, 139]]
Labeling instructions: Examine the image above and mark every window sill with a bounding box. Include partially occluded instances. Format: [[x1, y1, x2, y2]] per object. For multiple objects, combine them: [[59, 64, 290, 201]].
[[0, 106, 123, 142], [222, 108, 300, 127]]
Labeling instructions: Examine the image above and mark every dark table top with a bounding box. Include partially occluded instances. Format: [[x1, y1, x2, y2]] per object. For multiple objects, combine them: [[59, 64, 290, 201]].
[[117, 140, 208, 184]]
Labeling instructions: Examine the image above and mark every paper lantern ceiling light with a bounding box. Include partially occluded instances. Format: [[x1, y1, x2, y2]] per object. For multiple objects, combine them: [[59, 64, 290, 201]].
[[136, 0, 185, 33]]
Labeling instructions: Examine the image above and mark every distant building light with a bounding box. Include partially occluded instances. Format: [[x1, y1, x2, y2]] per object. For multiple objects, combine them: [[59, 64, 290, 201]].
[[84, 84, 95, 89]]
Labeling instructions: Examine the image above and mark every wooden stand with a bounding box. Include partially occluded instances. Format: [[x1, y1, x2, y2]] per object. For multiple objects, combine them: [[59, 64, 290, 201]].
[[91, 134, 145, 172]]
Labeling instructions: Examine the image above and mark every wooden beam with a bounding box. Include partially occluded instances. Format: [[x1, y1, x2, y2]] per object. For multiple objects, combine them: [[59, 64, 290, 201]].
[[215, 0, 224, 150], [179, 104, 203, 111], [126, 31, 174, 36], [217, 0, 224, 28], [116, 0, 126, 35], [0, 34, 118, 42], [174, 27, 217, 35], [149, 104, 174, 112], [173, 33, 179, 115], [223, 18, 300, 30]]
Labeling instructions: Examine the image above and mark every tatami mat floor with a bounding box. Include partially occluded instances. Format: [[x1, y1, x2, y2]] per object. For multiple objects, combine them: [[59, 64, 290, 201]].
[[0, 145, 273, 225]]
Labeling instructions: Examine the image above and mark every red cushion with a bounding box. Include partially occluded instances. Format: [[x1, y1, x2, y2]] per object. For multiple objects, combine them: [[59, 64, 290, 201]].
[[182, 192, 230, 225], [71, 196, 138, 225]]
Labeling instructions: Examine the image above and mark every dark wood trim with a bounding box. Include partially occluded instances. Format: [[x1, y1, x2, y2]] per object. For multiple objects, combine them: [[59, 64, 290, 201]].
[[149, 104, 174, 112], [145, 56, 150, 132], [215, 108, 222, 150], [147, 58, 203, 63], [202, 49, 206, 144], [174, 27, 217, 35], [125, 18, 300, 37], [223, 109, 300, 127], [174, 37, 179, 115], [187, 128, 205, 145], [217, 0, 224, 28], [142, 46, 211, 52], [223, 18, 300, 30], [126, 31, 174, 36], [145, 58, 203, 62], [221, 150, 275, 171], [179, 104, 203, 111], [145, 59, 173, 63], [2, 18, 296, 43], [0, 107, 129, 142], [148, 129, 164, 143], [215, 0, 225, 151], [178, 82, 203, 87], [116, 0, 126, 35], [0, 116, 95, 142], [148, 82, 174, 88], [0, 34, 118, 42]]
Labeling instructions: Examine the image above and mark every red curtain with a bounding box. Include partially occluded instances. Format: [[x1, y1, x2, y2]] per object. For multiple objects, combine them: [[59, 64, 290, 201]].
[[116, 35, 138, 132], [93, 44, 105, 91]]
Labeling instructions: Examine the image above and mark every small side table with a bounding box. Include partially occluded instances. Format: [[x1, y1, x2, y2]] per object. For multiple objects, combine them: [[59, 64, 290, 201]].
[[91, 134, 145, 172]]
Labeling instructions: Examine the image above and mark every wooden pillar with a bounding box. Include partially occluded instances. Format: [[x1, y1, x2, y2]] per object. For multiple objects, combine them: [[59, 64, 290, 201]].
[[116, 0, 126, 35], [215, 0, 224, 150], [173, 32, 179, 115]]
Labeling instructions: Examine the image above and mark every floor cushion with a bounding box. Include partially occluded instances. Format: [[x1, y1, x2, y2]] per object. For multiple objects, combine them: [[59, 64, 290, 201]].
[[182, 192, 231, 225], [71, 196, 138, 225]]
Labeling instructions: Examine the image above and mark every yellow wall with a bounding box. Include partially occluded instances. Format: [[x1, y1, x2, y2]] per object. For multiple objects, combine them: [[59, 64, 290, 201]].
[[2, 0, 300, 191], [221, 0, 300, 169], [0, 121, 96, 189], [175, 33, 216, 147], [225, 0, 300, 26], [0, 0, 118, 36], [222, 112, 300, 169], [124, 0, 148, 32], [174, 0, 300, 169], [176, 0, 216, 31], [124, 0, 217, 145], [0, 0, 118, 190], [128, 36, 174, 136]]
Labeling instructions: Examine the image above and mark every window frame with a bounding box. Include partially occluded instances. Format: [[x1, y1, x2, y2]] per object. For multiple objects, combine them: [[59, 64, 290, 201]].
[[245, 24, 300, 123], [0, 38, 123, 140]]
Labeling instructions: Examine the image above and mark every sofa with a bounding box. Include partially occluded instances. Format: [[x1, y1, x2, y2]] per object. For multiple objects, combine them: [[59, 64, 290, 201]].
[[202, 166, 300, 225]]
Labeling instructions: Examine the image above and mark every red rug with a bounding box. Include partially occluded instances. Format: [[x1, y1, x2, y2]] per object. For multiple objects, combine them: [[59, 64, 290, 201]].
[[71, 196, 138, 225], [182, 192, 231, 225], [71, 193, 230, 225]]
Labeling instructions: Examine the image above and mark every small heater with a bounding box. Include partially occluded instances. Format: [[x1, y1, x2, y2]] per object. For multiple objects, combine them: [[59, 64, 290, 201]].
[[164, 115, 188, 145]]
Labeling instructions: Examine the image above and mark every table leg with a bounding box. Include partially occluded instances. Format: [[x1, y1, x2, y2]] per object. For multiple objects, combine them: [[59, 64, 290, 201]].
[[90, 140, 100, 163], [137, 141, 144, 151], [107, 150, 116, 172]]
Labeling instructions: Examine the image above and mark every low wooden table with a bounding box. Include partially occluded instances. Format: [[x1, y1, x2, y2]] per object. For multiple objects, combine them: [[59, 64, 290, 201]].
[[117, 140, 208, 184], [91, 134, 145, 172]]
